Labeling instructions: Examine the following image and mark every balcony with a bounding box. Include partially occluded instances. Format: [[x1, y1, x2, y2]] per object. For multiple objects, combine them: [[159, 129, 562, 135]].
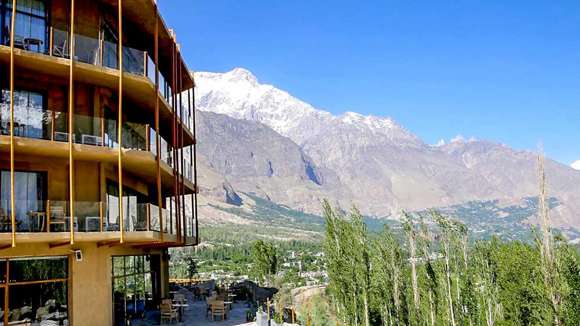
[[0, 100, 196, 184], [0, 25, 194, 138], [0, 198, 188, 238]]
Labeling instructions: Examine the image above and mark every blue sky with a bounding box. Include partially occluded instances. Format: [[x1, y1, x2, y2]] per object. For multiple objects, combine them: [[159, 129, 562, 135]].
[[159, 1, 580, 165]]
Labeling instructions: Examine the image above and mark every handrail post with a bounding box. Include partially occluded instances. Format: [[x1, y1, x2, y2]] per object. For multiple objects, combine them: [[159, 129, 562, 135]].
[[99, 201, 103, 232], [46, 200, 51, 233], [49, 26, 53, 56], [146, 203, 150, 231], [143, 50, 147, 77]]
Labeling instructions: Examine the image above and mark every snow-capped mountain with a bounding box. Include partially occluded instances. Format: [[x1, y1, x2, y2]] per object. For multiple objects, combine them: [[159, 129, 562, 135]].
[[194, 67, 580, 231], [196, 68, 420, 147], [572, 160, 580, 171]]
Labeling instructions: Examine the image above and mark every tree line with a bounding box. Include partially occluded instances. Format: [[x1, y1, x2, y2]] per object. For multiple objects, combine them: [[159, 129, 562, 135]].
[[323, 199, 579, 325]]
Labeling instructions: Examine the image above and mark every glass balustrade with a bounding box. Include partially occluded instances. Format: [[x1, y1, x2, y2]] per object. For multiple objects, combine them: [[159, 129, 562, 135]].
[[0, 199, 47, 233], [46, 200, 73, 232], [102, 39, 118, 70], [149, 128, 173, 167], [123, 46, 145, 75], [0, 107, 68, 141], [146, 55, 156, 83], [0, 196, 185, 237], [51, 28, 69, 58], [74, 34, 101, 65], [75, 201, 102, 232], [74, 113, 102, 146], [9, 24, 194, 134]]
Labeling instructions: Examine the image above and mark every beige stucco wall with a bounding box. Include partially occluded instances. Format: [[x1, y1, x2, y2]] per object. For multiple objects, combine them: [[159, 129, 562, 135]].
[[0, 242, 167, 326]]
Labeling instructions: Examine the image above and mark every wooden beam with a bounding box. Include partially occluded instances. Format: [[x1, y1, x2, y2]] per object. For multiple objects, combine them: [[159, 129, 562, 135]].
[[0, 243, 12, 250], [68, 0, 76, 245], [49, 241, 71, 249], [118, 0, 125, 243], [97, 239, 121, 248], [9, 0, 17, 248]]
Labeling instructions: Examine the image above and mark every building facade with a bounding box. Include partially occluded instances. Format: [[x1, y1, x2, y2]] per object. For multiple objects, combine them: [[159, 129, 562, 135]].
[[0, 0, 198, 324]]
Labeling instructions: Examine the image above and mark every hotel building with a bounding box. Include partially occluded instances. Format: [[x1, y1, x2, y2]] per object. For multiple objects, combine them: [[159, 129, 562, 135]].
[[0, 0, 198, 324]]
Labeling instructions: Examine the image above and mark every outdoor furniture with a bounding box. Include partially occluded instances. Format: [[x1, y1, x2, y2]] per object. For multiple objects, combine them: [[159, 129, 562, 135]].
[[210, 301, 227, 321], [160, 302, 178, 324], [84, 216, 100, 232], [171, 302, 189, 322], [0, 208, 12, 231], [27, 211, 46, 232], [49, 206, 66, 232], [52, 35, 68, 58], [24, 37, 43, 52]]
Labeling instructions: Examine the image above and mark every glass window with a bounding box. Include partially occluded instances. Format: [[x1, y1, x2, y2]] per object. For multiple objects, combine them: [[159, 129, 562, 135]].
[[9, 282, 68, 324], [0, 89, 48, 139], [9, 257, 67, 283], [0, 257, 69, 326], [112, 255, 156, 326], [4, 0, 48, 53], [0, 170, 47, 233]]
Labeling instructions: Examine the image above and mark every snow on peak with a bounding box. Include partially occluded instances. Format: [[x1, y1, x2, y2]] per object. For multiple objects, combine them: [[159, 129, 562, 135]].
[[572, 160, 580, 171], [195, 67, 421, 146], [450, 135, 478, 144], [227, 67, 258, 84], [340, 111, 396, 129]]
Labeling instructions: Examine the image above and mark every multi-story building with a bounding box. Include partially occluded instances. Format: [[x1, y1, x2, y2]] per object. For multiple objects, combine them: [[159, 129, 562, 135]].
[[0, 0, 198, 324]]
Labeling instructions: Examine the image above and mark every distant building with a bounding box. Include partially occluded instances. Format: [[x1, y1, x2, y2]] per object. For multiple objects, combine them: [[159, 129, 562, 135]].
[[0, 0, 198, 325]]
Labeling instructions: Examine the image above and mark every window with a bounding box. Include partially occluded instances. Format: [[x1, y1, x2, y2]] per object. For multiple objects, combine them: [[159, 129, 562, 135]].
[[112, 255, 157, 326], [0, 170, 47, 232], [2, 0, 48, 53], [0, 257, 69, 326], [0, 89, 48, 139]]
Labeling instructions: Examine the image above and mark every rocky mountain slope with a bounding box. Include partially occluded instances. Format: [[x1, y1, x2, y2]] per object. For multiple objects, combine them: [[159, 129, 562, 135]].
[[195, 68, 580, 232]]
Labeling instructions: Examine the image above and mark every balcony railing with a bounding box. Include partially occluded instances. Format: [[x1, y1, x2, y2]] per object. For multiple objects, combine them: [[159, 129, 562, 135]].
[[49, 29, 187, 119], [0, 103, 195, 183], [0, 199, 183, 236]]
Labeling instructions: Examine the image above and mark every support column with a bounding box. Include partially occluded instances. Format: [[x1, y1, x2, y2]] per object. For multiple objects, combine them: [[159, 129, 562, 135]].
[[118, 0, 125, 243], [9, 0, 16, 248], [68, 0, 76, 244], [192, 88, 199, 244], [154, 15, 163, 240]]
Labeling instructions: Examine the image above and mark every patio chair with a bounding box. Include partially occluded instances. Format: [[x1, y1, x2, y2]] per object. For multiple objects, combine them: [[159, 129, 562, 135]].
[[49, 206, 67, 232], [210, 301, 227, 321], [160, 302, 178, 324], [52, 35, 68, 58], [0, 208, 22, 232], [0, 208, 11, 231]]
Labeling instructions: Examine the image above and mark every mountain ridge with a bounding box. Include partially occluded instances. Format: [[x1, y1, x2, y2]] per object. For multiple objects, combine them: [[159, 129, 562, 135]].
[[194, 67, 580, 231]]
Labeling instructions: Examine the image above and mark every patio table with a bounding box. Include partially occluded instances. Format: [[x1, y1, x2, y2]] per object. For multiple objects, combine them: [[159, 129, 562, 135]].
[[171, 303, 189, 321]]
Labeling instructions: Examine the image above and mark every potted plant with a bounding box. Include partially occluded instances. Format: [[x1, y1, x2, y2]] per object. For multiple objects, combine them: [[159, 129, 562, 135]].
[[272, 311, 284, 326], [246, 309, 256, 322]]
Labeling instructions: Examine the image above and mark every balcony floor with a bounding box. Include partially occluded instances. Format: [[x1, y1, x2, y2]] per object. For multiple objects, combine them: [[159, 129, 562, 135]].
[[0, 135, 196, 194]]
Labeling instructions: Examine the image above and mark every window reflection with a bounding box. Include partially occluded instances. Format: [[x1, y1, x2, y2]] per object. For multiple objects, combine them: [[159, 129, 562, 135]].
[[3, 0, 48, 54], [112, 255, 157, 326], [0, 257, 68, 326]]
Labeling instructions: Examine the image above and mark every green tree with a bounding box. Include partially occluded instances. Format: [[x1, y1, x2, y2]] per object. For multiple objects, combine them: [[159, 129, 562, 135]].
[[251, 240, 278, 286]]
